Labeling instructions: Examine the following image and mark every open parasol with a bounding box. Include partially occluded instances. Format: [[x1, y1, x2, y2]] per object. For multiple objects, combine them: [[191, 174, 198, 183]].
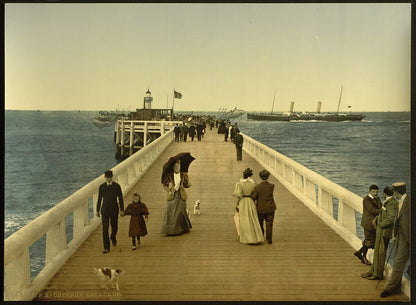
[[161, 152, 195, 183]]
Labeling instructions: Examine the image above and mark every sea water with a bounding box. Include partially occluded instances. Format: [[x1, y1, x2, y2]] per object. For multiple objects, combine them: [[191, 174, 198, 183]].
[[4, 110, 411, 278]]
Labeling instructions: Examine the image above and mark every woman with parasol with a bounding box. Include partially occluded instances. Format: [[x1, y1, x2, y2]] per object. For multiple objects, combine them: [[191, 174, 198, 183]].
[[233, 168, 264, 244], [160, 153, 194, 235]]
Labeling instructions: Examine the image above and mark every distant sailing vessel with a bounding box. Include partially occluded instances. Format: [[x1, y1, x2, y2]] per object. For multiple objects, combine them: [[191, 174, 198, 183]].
[[219, 107, 245, 119], [247, 86, 365, 122], [93, 110, 129, 127]]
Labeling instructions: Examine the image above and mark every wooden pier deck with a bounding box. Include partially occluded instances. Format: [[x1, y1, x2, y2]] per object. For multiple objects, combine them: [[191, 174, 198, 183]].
[[35, 129, 409, 301]]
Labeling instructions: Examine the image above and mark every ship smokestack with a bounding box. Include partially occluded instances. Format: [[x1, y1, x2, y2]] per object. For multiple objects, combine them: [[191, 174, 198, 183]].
[[289, 101, 294, 113], [316, 102, 322, 113]]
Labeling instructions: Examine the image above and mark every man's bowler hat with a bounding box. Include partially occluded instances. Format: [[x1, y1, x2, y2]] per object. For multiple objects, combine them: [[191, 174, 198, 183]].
[[259, 169, 270, 180], [104, 170, 113, 178]]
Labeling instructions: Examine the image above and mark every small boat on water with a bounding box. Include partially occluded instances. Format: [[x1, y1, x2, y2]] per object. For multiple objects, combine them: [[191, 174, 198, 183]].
[[247, 86, 365, 122]]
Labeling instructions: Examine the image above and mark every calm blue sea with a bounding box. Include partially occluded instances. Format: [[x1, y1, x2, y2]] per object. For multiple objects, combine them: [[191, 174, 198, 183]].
[[4, 110, 411, 277]]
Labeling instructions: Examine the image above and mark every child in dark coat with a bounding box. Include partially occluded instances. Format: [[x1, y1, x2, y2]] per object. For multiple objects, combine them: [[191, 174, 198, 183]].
[[124, 192, 149, 250]]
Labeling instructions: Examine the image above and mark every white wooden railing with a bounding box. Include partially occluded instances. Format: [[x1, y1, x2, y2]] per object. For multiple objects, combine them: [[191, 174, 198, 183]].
[[242, 132, 410, 297], [114, 120, 182, 157], [3, 129, 175, 301]]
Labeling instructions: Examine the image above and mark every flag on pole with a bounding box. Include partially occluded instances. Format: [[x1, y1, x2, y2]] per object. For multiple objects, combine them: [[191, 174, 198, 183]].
[[174, 90, 182, 99]]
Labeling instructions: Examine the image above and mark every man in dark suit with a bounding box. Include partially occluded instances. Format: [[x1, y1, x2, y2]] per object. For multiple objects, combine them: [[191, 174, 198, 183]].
[[354, 184, 381, 265], [96, 170, 125, 253], [380, 182, 410, 298], [174, 124, 181, 142], [251, 170, 277, 244], [196, 124, 204, 141], [189, 125, 196, 141], [234, 130, 244, 161]]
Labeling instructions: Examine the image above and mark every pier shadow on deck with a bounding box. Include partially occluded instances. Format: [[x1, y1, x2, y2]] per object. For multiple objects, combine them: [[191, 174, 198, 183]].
[[35, 129, 409, 301]]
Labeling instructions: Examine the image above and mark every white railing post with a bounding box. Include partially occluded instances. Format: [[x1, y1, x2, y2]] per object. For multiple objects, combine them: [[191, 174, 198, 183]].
[[120, 121, 125, 157], [4, 248, 31, 300], [46, 221, 66, 264], [318, 187, 334, 217], [115, 121, 120, 144], [339, 200, 357, 235], [160, 122, 165, 135], [294, 171, 303, 191], [130, 121, 134, 156], [127, 164, 137, 185], [93, 192, 99, 218], [304, 178, 316, 203], [73, 201, 89, 239], [143, 122, 148, 147]]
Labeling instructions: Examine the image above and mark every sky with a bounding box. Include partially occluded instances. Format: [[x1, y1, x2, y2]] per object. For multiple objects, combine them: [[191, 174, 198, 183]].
[[5, 3, 411, 112]]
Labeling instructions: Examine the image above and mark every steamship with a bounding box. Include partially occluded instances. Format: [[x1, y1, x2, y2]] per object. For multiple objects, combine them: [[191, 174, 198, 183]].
[[247, 86, 365, 122]]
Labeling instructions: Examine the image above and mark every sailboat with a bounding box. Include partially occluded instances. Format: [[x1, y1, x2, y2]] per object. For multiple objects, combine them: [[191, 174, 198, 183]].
[[247, 86, 365, 121]]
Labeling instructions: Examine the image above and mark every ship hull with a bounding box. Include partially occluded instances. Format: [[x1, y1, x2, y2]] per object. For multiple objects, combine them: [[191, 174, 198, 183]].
[[247, 112, 365, 121]]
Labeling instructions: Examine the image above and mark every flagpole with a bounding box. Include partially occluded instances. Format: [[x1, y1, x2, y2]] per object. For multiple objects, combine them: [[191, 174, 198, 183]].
[[172, 89, 175, 115]]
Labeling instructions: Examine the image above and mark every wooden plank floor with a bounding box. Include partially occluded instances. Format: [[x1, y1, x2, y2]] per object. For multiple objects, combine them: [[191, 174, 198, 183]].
[[35, 129, 409, 301]]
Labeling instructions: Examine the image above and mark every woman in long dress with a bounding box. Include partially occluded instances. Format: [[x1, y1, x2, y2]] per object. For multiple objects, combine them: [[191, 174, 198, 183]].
[[233, 168, 264, 244], [160, 160, 192, 235]]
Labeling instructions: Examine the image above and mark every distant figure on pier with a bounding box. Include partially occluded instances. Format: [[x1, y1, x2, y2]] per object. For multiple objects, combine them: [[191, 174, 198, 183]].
[[161, 159, 192, 235], [230, 123, 239, 142], [224, 122, 230, 141], [354, 184, 381, 265], [196, 124, 204, 141], [96, 170, 125, 254], [218, 120, 226, 134], [183, 124, 189, 142], [188, 125, 196, 141], [174, 124, 181, 142], [233, 168, 264, 244], [234, 130, 244, 161], [381, 182, 410, 298], [124, 192, 149, 250], [228, 124, 233, 141], [361, 186, 397, 280], [251, 170, 277, 244]]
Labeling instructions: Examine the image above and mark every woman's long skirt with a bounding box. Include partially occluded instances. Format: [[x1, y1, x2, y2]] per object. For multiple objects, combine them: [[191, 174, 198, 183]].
[[160, 191, 192, 235], [239, 197, 264, 244]]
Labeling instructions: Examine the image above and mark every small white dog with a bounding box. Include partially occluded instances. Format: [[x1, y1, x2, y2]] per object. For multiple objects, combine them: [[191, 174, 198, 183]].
[[193, 199, 201, 215], [93, 267, 125, 291]]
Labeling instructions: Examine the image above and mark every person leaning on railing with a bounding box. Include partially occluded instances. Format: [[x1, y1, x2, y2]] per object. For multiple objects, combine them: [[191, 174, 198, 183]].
[[361, 186, 397, 280], [380, 182, 410, 298], [354, 184, 381, 265]]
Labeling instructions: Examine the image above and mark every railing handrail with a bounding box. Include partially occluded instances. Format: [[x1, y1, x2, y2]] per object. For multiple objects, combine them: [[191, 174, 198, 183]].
[[4, 130, 173, 264], [241, 132, 363, 212], [241, 132, 409, 297], [4, 128, 175, 301], [116, 119, 183, 124]]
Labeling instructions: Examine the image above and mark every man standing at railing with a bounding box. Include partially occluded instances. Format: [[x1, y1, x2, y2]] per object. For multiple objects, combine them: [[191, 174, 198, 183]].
[[234, 130, 244, 161], [361, 186, 397, 280], [354, 184, 381, 265], [96, 170, 125, 254], [380, 182, 410, 298]]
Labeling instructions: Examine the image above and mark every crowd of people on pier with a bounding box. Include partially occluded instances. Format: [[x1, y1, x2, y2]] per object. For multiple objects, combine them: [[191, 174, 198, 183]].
[[95, 119, 410, 299], [352, 182, 410, 298]]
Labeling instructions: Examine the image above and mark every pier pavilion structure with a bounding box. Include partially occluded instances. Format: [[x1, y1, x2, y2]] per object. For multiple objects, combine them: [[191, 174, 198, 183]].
[[4, 126, 411, 301]]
